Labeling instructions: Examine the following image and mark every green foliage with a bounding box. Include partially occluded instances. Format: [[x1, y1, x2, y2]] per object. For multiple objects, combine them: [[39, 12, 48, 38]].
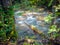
[[13, 3, 20, 10], [0, 5, 17, 42], [14, 0, 56, 10], [48, 26, 60, 38], [0, 30, 6, 42], [23, 42, 30, 45], [48, 0, 53, 7], [55, 4, 60, 16], [0, 21, 3, 28], [44, 14, 53, 23], [48, 25, 57, 33], [44, 4, 60, 41], [7, 6, 14, 15]]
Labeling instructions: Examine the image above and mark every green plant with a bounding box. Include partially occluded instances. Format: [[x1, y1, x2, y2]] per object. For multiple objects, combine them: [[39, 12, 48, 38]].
[[48, 0, 54, 7], [48, 25, 60, 38], [44, 14, 53, 23], [0, 30, 6, 42], [0, 5, 17, 43], [48, 25, 57, 33], [55, 4, 60, 17]]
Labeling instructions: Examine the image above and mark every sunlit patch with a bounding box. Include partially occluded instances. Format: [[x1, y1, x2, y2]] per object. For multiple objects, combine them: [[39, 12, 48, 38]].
[[18, 21, 24, 24]]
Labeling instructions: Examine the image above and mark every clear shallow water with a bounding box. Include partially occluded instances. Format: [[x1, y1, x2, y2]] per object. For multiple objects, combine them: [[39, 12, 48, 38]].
[[14, 11, 50, 43]]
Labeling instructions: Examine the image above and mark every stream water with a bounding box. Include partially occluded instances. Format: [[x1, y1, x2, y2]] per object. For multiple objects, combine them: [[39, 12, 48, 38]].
[[14, 10, 50, 44]]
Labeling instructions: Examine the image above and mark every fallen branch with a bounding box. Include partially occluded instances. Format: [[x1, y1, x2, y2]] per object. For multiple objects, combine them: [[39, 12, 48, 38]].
[[24, 22, 49, 39]]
